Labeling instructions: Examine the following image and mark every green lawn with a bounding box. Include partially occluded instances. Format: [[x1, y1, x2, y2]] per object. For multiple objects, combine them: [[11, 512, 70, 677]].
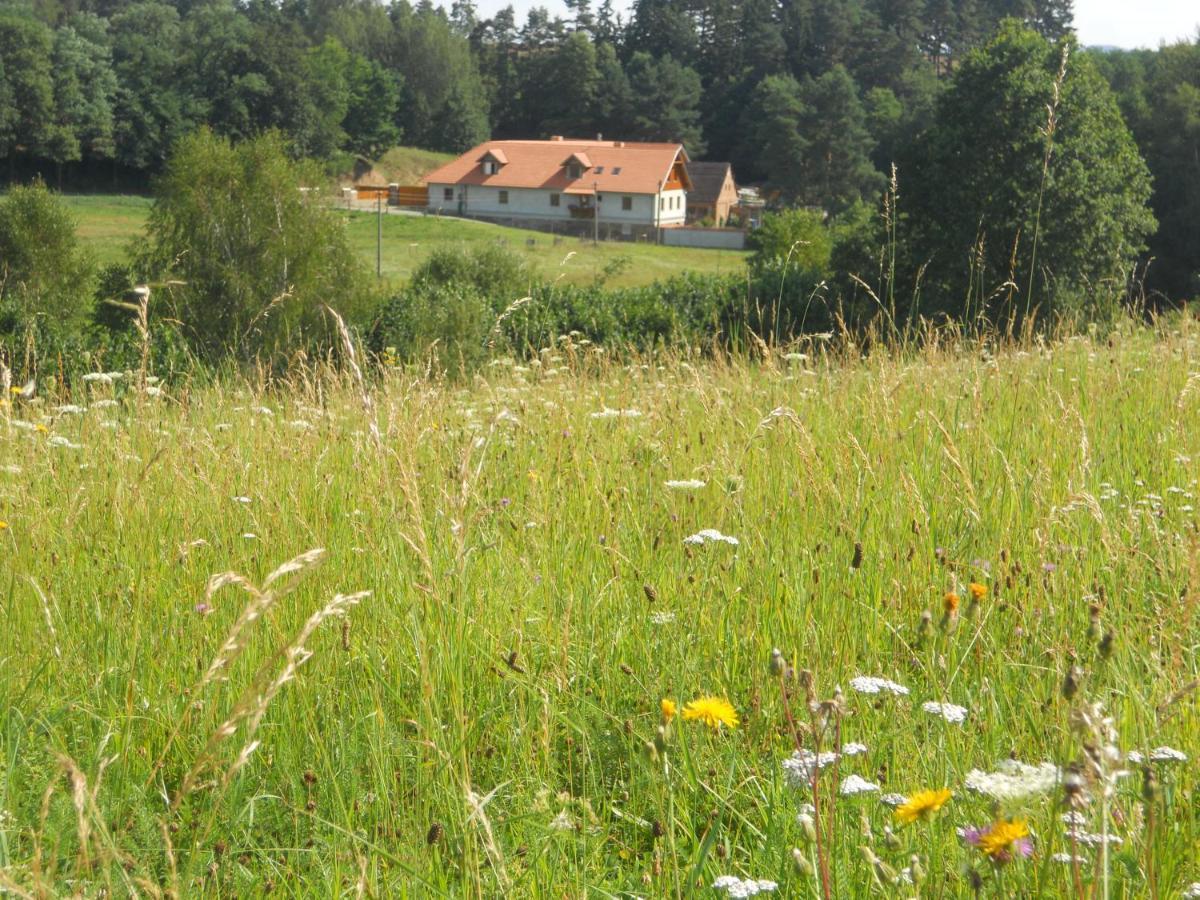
[[61, 193, 748, 288], [0, 327, 1197, 896]]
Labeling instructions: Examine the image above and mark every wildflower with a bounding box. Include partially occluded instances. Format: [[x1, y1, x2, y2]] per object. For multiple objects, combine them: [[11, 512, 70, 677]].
[[589, 407, 641, 419], [849, 675, 910, 696], [784, 751, 835, 785], [1182, 883, 1200, 899], [1064, 830, 1122, 847], [961, 819, 1033, 862], [48, 435, 82, 449], [968, 582, 988, 601], [964, 760, 1059, 802], [664, 479, 706, 490], [712, 875, 776, 897], [681, 696, 738, 731], [943, 591, 960, 614], [895, 788, 952, 824], [683, 529, 739, 546], [648, 611, 676, 625], [879, 793, 907, 807], [660, 699, 676, 724], [35, 423, 48, 433], [1126, 746, 1187, 764], [1051, 852, 1088, 864], [0, 521, 7, 530], [548, 810, 575, 832], [840, 774, 880, 796], [921, 701, 968, 724]]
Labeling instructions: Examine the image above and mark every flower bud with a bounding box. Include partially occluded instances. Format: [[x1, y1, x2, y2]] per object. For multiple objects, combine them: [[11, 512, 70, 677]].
[[770, 648, 787, 678], [792, 848, 815, 877]]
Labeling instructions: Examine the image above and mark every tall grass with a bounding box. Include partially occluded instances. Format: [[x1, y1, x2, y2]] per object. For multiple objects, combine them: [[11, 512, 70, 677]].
[[0, 318, 1197, 896]]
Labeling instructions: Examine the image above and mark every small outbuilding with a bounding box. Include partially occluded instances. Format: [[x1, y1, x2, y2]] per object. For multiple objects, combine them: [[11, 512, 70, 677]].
[[685, 162, 739, 226]]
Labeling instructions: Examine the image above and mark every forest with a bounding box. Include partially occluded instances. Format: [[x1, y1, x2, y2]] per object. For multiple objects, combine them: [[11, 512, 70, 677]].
[[0, 0, 1197, 303]]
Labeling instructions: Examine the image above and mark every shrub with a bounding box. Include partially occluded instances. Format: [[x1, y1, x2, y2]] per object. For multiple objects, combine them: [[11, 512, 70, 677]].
[[0, 181, 96, 376], [138, 128, 372, 362]]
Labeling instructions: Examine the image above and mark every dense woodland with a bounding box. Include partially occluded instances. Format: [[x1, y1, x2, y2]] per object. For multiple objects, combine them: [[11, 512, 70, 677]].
[[0, 0, 1197, 308]]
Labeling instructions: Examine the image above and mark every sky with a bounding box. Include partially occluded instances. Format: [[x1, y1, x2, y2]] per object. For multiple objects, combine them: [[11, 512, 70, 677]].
[[457, 0, 1199, 51]]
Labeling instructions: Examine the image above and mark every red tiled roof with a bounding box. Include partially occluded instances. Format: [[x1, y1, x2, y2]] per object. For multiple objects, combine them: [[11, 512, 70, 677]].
[[425, 138, 689, 195]]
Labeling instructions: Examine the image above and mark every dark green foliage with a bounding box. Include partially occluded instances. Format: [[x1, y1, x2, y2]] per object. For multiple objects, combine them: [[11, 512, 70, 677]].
[[138, 129, 370, 362], [0, 12, 55, 161], [903, 23, 1155, 322], [1092, 40, 1200, 300], [0, 181, 95, 332]]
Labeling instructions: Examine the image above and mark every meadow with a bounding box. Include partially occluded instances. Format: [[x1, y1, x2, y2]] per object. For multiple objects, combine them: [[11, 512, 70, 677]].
[[59, 193, 748, 289], [0, 321, 1198, 897]]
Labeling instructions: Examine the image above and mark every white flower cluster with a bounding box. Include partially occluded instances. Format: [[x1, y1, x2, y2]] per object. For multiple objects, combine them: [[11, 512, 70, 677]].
[[1182, 883, 1200, 899], [879, 793, 907, 807], [964, 760, 1060, 801], [1065, 830, 1123, 847], [664, 479, 706, 490], [1126, 746, 1187, 764], [713, 875, 777, 897], [589, 407, 642, 419], [782, 743, 867, 787], [839, 774, 880, 795], [922, 702, 969, 724], [683, 529, 739, 546], [849, 676, 910, 696]]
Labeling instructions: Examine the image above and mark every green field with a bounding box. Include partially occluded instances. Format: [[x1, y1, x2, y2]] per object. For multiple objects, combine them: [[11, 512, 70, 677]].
[[60, 193, 748, 289], [1, 325, 1198, 896]]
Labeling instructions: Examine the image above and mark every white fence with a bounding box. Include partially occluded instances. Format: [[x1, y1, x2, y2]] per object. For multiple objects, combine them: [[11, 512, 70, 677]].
[[662, 227, 747, 250]]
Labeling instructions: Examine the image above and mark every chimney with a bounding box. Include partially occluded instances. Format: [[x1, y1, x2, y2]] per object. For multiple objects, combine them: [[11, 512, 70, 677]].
[[550, 135, 564, 141], [596, 132, 603, 141]]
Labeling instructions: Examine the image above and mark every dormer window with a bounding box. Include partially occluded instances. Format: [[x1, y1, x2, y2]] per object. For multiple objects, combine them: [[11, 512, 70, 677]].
[[478, 148, 508, 176], [562, 151, 592, 181]]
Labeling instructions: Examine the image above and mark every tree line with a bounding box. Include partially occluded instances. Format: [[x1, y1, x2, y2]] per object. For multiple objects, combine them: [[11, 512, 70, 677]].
[[0, 0, 1196, 302]]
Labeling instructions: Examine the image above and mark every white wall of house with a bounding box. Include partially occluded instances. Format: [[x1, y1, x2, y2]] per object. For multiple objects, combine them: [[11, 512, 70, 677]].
[[427, 183, 688, 227]]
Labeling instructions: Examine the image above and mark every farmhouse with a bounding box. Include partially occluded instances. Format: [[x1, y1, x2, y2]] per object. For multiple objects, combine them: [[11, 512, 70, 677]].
[[685, 161, 738, 226], [423, 137, 692, 238]]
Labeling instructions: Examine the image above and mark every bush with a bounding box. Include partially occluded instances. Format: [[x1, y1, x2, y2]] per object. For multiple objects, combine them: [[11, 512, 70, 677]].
[[0, 181, 97, 375], [139, 128, 372, 362]]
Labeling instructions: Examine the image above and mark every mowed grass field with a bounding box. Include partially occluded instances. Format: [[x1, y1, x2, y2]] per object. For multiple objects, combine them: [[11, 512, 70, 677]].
[[1, 324, 1199, 896], [60, 193, 748, 289]]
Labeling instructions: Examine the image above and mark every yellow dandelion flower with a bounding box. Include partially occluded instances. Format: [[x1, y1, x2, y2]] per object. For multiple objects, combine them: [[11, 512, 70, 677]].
[[0, 521, 8, 530], [968, 582, 987, 601], [943, 591, 960, 614], [895, 788, 952, 825], [974, 818, 1031, 860], [681, 696, 738, 731], [35, 423, 48, 433], [661, 698, 676, 723]]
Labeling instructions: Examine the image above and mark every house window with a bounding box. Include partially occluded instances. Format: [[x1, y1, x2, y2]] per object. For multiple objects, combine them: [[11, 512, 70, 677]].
[[612, 167, 622, 175], [443, 187, 454, 201], [482, 161, 498, 175], [659, 197, 665, 211], [550, 193, 560, 207], [594, 166, 604, 174], [622, 196, 632, 211], [568, 164, 582, 179], [499, 190, 509, 204]]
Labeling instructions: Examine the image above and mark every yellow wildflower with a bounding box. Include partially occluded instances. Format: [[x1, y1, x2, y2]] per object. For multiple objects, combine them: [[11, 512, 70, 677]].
[[35, 423, 48, 433], [943, 591, 960, 614], [0, 521, 7, 530], [681, 696, 738, 730], [974, 818, 1031, 861], [968, 582, 987, 601], [660, 698, 676, 723], [895, 788, 953, 825]]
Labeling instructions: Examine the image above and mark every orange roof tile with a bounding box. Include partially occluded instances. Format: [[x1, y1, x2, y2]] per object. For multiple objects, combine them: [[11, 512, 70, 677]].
[[425, 138, 690, 195]]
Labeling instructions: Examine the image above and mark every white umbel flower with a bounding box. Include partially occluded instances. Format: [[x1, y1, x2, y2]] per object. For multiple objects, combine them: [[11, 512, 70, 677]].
[[839, 774, 880, 795], [850, 676, 910, 696], [683, 529, 739, 546], [922, 701, 968, 724], [964, 760, 1060, 801], [712, 875, 777, 897], [665, 479, 706, 490]]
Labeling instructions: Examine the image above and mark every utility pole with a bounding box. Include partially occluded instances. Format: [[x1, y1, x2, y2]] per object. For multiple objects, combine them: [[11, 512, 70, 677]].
[[593, 181, 599, 245], [376, 191, 382, 278]]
